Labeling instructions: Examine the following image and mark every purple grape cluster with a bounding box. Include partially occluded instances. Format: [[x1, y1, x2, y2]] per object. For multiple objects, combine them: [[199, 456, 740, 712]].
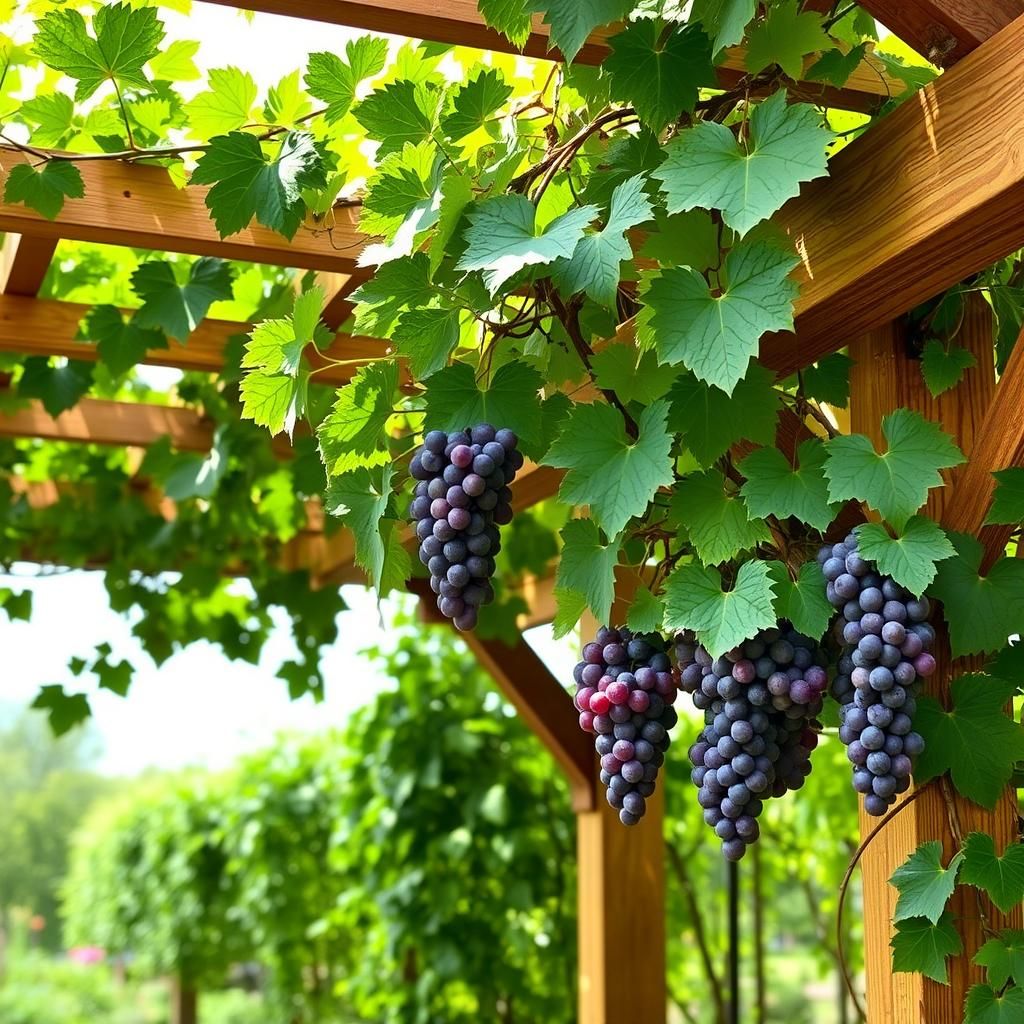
[[571, 627, 679, 826], [820, 533, 933, 816], [677, 626, 825, 861], [409, 425, 523, 631]]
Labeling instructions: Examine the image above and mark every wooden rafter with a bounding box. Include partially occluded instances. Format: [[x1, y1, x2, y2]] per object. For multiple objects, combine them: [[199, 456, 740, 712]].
[[201, 0, 901, 113], [0, 234, 56, 296]]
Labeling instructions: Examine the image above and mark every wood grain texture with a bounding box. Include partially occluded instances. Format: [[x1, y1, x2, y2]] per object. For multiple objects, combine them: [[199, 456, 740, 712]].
[[763, 13, 1024, 378], [860, 0, 1023, 66], [0, 147, 368, 271], [849, 305, 1021, 1024], [0, 234, 56, 295]]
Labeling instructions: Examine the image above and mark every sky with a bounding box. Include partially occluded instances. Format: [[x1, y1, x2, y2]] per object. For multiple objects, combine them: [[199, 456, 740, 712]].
[[0, 2, 578, 777]]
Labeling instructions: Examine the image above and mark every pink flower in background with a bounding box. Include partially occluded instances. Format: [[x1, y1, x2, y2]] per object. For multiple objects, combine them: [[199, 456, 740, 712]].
[[67, 946, 105, 965]]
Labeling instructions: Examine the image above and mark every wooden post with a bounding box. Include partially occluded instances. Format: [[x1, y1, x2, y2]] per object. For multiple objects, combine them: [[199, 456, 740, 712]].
[[849, 295, 1021, 1022], [170, 977, 197, 1024]]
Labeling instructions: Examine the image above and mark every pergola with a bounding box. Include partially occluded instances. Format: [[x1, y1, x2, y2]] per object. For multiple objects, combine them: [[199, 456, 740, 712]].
[[2, 2, 1024, 1022]]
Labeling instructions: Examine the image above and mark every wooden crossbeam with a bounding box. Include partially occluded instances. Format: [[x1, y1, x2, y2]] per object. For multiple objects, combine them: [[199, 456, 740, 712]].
[[764, 12, 1024, 378], [859, 0, 1023, 66], [0, 147, 368, 272], [0, 234, 56, 295], [201, 0, 900, 113]]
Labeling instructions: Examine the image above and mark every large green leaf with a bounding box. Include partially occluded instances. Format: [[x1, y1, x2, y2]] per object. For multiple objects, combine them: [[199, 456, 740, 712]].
[[317, 360, 399, 476], [527, 0, 633, 62], [986, 468, 1024, 526], [960, 833, 1024, 914], [590, 343, 678, 406], [671, 470, 771, 566], [185, 67, 257, 140], [83, 305, 166, 377], [975, 932, 1024, 990], [554, 518, 622, 628], [921, 340, 976, 398], [739, 438, 838, 531], [354, 79, 442, 157], [855, 517, 957, 597], [766, 560, 833, 641], [305, 36, 389, 124], [891, 912, 963, 984], [691, 0, 756, 54], [31, 685, 91, 736], [744, 0, 830, 79], [392, 307, 461, 379], [17, 357, 93, 416], [131, 258, 234, 340], [3, 161, 84, 220], [964, 983, 1024, 1024], [479, 0, 533, 48], [442, 67, 513, 140], [889, 841, 964, 925]]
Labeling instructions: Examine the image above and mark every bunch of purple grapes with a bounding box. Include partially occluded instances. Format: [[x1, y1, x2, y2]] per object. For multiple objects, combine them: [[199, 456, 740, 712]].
[[409, 425, 523, 631], [820, 533, 933, 816], [677, 626, 825, 861], [571, 627, 679, 826]]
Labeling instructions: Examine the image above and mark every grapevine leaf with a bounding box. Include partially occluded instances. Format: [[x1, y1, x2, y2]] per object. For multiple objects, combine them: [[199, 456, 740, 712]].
[[691, 0, 756, 54], [305, 37, 388, 124], [986, 468, 1024, 526], [442, 67, 513, 140], [423, 361, 544, 458], [392, 307, 461, 379], [667, 363, 781, 466], [627, 587, 666, 635], [824, 409, 965, 530], [930, 534, 1024, 657], [604, 21, 714, 132], [590, 343, 678, 406], [989, 643, 1024, 691], [663, 559, 778, 660], [317, 360, 399, 476], [889, 841, 965, 925], [766, 560, 834, 641], [359, 142, 441, 253], [544, 400, 674, 537], [239, 367, 308, 438], [33, 4, 164, 101], [921, 340, 976, 397], [552, 174, 652, 307], [554, 519, 621, 628], [914, 674, 1024, 808], [355, 79, 442, 158], [645, 239, 799, 394], [802, 352, 853, 408], [31, 685, 91, 737], [745, 0, 830, 80], [457, 194, 598, 294], [147, 39, 200, 82], [17, 357, 93, 416], [639, 209, 719, 271], [18, 93, 75, 148], [964, 983, 1024, 1024], [739, 438, 839, 531], [891, 912, 962, 984], [527, 0, 633, 62], [164, 431, 229, 501], [0, 589, 32, 622], [191, 131, 327, 240], [350, 252, 434, 336], [855, 517, 957, 597], [3, 161, 84, 220], [84, 305, 166, 377], [960, 833, 1024, 914], [131, 258, 234, 340], [479, 0, 533, 48], [185, 67, 257, 139], [807, 43, 869, 89], [653, 91, 832, 236], [242, 287, 327, 378], [974, 932, 1024, 989], [671, 470, 771, 565], [552, 585, 589, 640]]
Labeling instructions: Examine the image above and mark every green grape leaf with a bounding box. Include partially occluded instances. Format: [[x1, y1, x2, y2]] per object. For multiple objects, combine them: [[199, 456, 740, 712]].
[[552, 585, 589, 640], [590, 343, 678, 406], [191, 131, 327, 240], [739, 438, 839, 531], [457, 194, 597, 294], [544, 400, 674, 536], [350, 252, 434, 336], [986, 468, 1024, 526], [960, 833, 1024, 914], [663, 559, 778, 659], [31, 685, 91, 737], [807, 42, 869, 88], [766, 560, 834, 641], [627, 587, 666, 635], [930, 535, 1024, 657], [305, 36, 388, 124], [528, 0, 633, 62], [915, 674, 1024, 808], [164, 433, 229, 502], [645, 239, 799, 394], [824, 409, 965, 530], [443, 67, 513, 140], [3, 161, 84, 220], [671, 470, 771, 565], [0, 589, 32, 622], [667, 363, 781, 466], [745, 0, 830, 80], [552, 174, 652, 307], [964, 983, 1024, 1024], [890, 841, 965, 925], [975, 932, 1024, 989], [691, 0, 756, 54], [18, 93, 75, 148], [855, 517, 957, 597], [317, 360, 398, 476], [239, 367, 308, 438], [355, 79, 442, 158], [359, 140, 440, 243], [185, 66, 257, 139], [131, 257, 234, 340], [17, 357, 93, 416], [891, 912, 963, 984], [423, 360, 544, 458], [653, 91, 831, 237], [604, 21, 714, 132], [94, 656, 132, 697], [479, 0, 533, 48], [33, 4, 164, 101], [83, 305, 166, 377], [392, 307, 461, 379], [802, 351, 853, 408], [921, 340, 976, 398], [325, 464, 409, 597], [147, 38, 200, 82], [555, 518, 621, 628], [639, 208, 719, 270]]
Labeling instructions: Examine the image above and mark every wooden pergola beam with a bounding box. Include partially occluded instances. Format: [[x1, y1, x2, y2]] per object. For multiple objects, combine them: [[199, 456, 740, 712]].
[[0, 147, 368, 272], [0, 234, 56, 295], [859, 0, 1023, 66], [201, 0, 900, 113]]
